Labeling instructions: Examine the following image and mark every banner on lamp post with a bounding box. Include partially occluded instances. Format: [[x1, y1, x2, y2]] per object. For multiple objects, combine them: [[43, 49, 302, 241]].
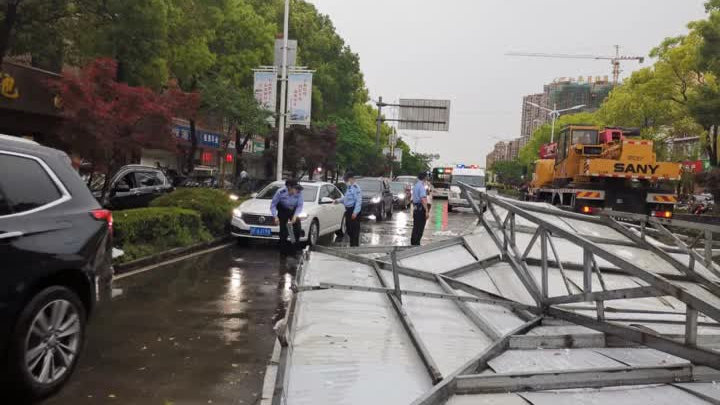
[[287, 73, 312, 127], [253, 72, 277, 126]]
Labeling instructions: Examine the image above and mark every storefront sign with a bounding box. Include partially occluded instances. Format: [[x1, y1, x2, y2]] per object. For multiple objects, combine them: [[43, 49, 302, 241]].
[[287, 73, 312, 127], [253, 140, 265, 154], [1, 73, 19, 99], [173, 124, 222, 149]]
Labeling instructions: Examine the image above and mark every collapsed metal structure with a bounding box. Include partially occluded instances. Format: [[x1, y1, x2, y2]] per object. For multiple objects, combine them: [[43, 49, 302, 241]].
[[263, 184, 720, 405]]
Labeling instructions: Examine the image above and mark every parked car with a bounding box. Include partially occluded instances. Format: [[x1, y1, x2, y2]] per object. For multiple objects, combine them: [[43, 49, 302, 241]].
[[231, 180, 345, 246], [0, 135, 113, 400], [390, 181, 411, 210], [394, 175, 416, 185], [357, 177, 394, 221], [91, 165, 174, 210]]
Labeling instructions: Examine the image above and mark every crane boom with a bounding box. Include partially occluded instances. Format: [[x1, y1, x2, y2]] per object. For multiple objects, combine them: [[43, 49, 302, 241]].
[[506, 46, 645, 85]]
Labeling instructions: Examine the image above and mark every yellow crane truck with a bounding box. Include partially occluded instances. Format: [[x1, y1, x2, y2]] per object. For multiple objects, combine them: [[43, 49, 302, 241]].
[[529, 125, 681, 217]]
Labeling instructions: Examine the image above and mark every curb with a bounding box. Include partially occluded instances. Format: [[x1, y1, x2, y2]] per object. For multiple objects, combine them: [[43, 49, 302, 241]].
[[113, 236, 233, 275]]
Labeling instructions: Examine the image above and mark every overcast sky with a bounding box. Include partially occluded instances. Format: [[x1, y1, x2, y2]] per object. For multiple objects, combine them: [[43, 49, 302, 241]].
[[308, 0, 708, 166]]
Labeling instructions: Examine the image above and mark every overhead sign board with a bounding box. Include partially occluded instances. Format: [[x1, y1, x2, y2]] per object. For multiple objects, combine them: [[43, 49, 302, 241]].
[[274, 39, 298, 68], [287, 73, 312, 127], [398, 99, 451, 132]]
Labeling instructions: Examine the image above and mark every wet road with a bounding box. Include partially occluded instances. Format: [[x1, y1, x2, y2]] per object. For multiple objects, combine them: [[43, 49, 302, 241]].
[[42, 200, 476, 405]]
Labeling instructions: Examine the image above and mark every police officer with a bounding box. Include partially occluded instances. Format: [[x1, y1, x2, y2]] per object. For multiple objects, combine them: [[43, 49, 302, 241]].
[[271, 180, 304, 254], [411, 172, 430, 246], [335, 172, 362, 247]]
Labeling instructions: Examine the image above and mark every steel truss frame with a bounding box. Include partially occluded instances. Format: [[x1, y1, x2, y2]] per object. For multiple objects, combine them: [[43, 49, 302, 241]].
[[266, 184, 720, 405]]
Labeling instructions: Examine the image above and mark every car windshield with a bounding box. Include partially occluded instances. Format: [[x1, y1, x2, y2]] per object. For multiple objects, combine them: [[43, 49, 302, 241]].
[[452, 175, 485, 187], [256, 184, 319, 202], [357, 180, 383, 193], [390, 182, 406, 193]]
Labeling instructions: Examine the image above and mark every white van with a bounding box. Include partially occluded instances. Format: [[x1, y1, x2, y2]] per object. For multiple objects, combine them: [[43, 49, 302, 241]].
[[448, 167, 486, 212]]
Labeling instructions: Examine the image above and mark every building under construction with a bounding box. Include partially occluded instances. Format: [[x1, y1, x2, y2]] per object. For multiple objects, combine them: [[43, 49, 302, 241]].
[[545, 76, 614, 112]]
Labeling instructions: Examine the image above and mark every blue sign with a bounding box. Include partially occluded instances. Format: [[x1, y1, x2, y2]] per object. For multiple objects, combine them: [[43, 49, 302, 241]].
[[173, 125, 222, 148]]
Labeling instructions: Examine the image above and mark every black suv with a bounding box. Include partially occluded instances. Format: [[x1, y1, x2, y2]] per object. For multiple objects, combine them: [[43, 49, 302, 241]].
[[357, 178, 394, 221], [0, 136, 113, 400]]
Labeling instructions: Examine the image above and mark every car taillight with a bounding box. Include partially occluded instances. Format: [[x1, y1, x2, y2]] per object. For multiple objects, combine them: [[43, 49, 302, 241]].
[[91, 209, 113, 234], [652, 210, 672, 219]]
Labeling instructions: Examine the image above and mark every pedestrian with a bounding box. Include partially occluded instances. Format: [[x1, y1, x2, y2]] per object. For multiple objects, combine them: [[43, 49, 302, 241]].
[[271, 179, 304, 255], [334, 172, 362, 247], [411, 172, 430, 246]]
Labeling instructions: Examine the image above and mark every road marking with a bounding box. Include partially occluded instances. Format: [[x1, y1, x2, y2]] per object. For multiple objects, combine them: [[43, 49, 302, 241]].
[[114, 243, 234, 281]]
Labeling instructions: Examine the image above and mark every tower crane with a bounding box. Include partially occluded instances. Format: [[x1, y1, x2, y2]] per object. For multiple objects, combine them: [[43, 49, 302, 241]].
[[507, 45, 645, 85]]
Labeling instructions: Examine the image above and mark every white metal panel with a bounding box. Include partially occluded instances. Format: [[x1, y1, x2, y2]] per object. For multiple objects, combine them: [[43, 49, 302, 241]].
[[288, 257, 431, 405], [488, 349, 624, 373], [464, 301, 526, 335], [527, 325, 603, 336], [385, 272, 495, 376], [399, 244, 477, 274], [446, 393, 529, 405], [674, 382, 720, 401], [301, 252, 381, 287], [520, 384, 712, 405], [464, 232, 501, 261], [559, 217, 632, 242], [597, 244, 682, 276], [479, 262, 536, 305], [592, 348, 689, 367], [455, 268, 503, 296]]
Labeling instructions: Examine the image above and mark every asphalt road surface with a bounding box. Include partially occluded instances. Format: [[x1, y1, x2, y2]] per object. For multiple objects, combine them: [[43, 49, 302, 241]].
[[42, 201, 477, 405]]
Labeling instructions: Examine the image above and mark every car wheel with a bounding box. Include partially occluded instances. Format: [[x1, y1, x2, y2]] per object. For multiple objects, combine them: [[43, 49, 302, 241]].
[[8, 286, 86, 400], [308, 220, 320, 246], [448, 204, 453, 212], [376, 204, 385, 222]]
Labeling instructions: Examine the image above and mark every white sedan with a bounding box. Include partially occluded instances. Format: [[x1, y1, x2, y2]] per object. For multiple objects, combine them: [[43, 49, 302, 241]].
[[231, 180, 346, 246]]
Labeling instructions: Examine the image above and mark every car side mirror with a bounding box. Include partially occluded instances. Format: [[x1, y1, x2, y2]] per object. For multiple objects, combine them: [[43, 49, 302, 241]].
[[320, 197, 334, 204], [114, 184, 131, 193], [250, 192, 258, 198]]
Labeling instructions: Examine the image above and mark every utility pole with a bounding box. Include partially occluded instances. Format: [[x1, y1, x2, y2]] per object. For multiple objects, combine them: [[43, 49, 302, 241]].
[[275, 0, 290, 181], [375, 96, 385, 147]]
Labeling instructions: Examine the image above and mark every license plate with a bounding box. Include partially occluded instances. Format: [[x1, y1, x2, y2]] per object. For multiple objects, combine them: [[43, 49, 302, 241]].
[[250, 227, 272, 237]]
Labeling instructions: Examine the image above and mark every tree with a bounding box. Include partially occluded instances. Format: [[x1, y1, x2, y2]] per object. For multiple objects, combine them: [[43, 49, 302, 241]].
[[198, 75, 270, 180], [491, 160, 526, 186], [51, 58, 198, 190], [267, 124, 337, 179], [68, 0, 171, 89], [689, 7, 720, 166], [0, 0, 70, 68]]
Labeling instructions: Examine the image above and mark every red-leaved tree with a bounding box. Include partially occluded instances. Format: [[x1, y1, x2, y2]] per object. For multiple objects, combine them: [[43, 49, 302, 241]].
[[51, 58, 198, 190]]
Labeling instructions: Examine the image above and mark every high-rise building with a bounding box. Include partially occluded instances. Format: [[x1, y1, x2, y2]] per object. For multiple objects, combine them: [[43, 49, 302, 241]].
[[506, 139, 521, 161], [486, 141, 508, 169], [521, 93, 548, 142]]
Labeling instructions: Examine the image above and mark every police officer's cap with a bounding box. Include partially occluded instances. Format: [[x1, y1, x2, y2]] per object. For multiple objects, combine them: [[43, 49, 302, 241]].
[[343, 172, 356, 181], [286, 179, 304, 191]]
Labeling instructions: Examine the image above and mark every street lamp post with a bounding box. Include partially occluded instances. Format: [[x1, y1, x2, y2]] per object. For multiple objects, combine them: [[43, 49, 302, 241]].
[[526, 102, 585, 143], [276, 0, 290, 181]]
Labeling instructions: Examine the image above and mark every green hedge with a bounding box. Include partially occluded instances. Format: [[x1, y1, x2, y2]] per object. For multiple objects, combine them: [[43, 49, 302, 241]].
[[150, 188, 235, 236], [114, 207, 212, 263]]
